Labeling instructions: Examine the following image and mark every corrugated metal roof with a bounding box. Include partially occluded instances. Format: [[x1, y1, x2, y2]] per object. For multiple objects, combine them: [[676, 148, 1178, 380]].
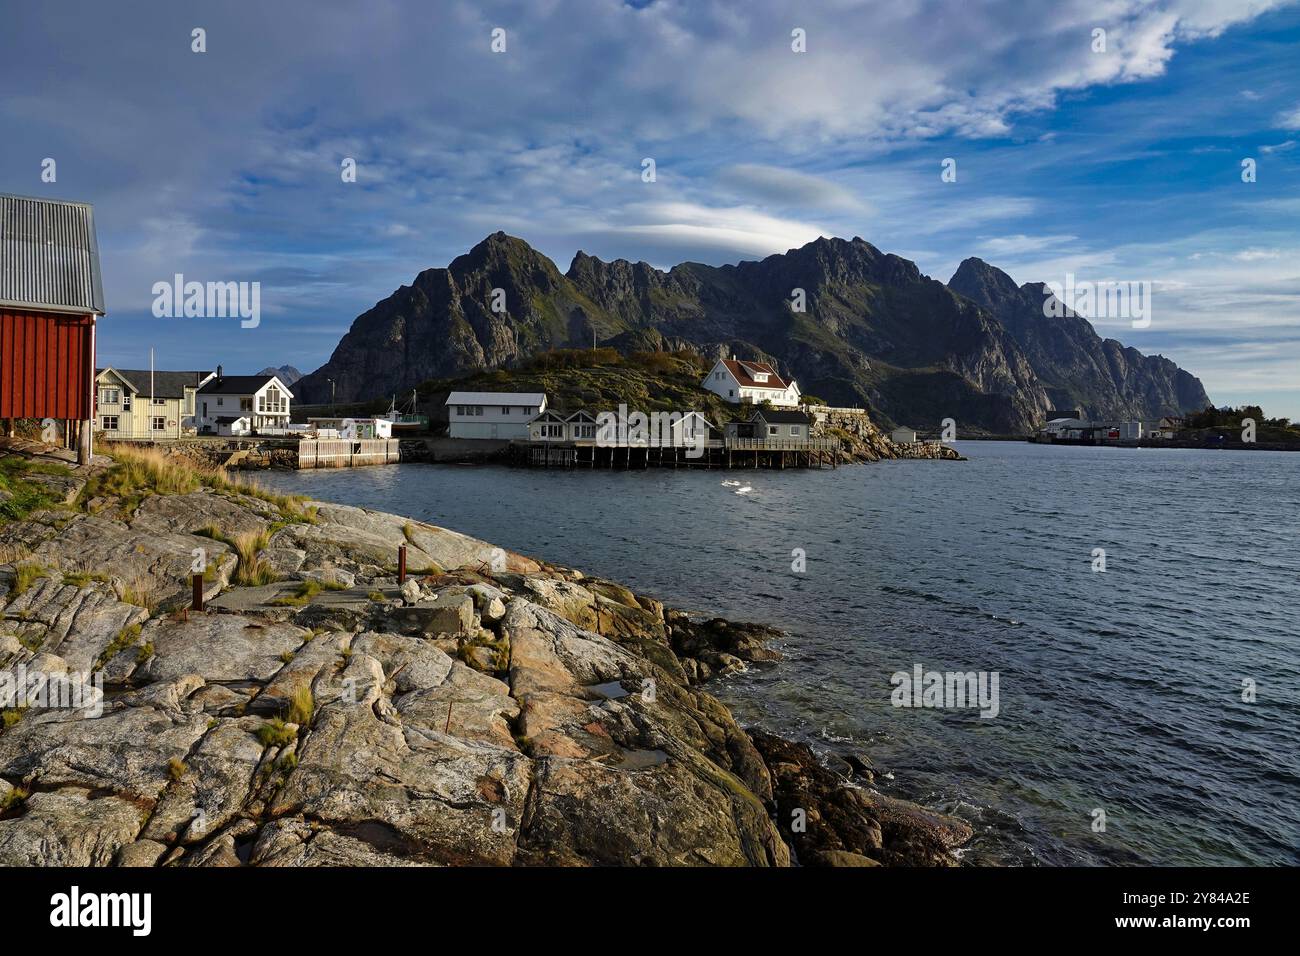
[[445, 391, 547, 405], [0, 193, 106, 315]]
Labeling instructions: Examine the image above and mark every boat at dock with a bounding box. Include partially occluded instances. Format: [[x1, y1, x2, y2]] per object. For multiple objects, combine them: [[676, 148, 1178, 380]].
[[378, 390, 429, 431]]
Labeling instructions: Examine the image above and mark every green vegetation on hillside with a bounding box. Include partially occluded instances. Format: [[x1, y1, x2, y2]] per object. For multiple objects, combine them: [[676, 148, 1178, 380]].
[[417, 349, 748, 421], [1183, 405, 1300, 443]]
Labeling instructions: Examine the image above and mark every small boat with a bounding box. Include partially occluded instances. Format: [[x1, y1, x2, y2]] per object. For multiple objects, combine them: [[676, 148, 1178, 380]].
[[378, 389, 429, 431]]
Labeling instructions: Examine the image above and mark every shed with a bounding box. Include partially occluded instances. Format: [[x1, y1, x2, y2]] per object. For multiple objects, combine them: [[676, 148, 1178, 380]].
[[1, 194, 106, 462], [890, 427, 918, 444]]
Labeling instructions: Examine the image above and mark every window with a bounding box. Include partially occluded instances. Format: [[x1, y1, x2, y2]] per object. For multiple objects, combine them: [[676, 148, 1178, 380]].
[[122, 393, 132, 410], [540, 424, 563, 438], [262, 386, 286, 415], [100, 387, 120, 405], [152, 416, 167, 431], [790, 425, 799, 436], [243, 397, 254, 412], [153, 397, 166, 406], [768, 425, 778, 436], [217, 397, 224, 406], [501, 406, 511, 415], [728, 389, 735, 398], [101, 415, 119, 431], [474, 405, 484, 416]]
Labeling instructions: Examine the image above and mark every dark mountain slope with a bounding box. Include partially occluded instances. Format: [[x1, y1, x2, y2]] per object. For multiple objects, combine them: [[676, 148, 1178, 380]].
[[948, 258, 1210, 419]]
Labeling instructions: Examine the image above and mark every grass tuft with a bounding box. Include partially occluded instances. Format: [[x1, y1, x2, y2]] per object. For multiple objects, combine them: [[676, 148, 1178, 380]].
[[286, 685, 314, 726], [9, 562, 49, 597], [230, 530, 277, 587], [256, 718, 297, 748]]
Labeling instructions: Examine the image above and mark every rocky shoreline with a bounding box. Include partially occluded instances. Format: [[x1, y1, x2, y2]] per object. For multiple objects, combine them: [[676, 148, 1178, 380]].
[[0, 439, 971, 867]]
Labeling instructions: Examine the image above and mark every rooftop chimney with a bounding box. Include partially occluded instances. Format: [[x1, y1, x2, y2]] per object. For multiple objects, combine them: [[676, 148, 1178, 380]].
[[216, 364, 223, 380]]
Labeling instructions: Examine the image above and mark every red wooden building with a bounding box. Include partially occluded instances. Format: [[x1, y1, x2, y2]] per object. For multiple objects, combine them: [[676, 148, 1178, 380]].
[[0, 194, 105, 463]]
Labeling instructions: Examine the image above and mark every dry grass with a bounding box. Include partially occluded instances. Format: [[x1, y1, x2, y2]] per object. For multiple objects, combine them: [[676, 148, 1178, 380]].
[[9, 562, 49, 597], [118, 572, 164, 612], [231, 529, 277, 586], [286, 685, 314, 726], [85, 443, 315, 522], [0, 543, 33, 565]]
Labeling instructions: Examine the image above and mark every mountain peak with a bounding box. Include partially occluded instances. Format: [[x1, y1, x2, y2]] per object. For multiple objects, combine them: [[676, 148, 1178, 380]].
[[949, 257, 1021, 308]]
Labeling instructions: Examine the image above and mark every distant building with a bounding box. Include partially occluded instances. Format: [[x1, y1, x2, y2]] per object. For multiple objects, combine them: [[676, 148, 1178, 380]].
[[0, 194, 106, 462], [702, 357, 801, 407], [197, 367, 293, 434], [1117, 421, 1142, 441], [214, 415, 252, 437], [565, 409, 599, 442], [890, 426, 918, 444], [1047, 408, 1083, 421], [527, 409, 568, 442], [306, 416, 393, 439], [725, 408, 813, 442], [1143, 416, 1184, 439], [95, 367, 214, 440], [446, 391, 546, 439]]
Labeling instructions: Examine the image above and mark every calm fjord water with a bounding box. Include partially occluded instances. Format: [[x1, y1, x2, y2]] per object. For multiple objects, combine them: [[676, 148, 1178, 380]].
[[259, 441, 1300, 865]]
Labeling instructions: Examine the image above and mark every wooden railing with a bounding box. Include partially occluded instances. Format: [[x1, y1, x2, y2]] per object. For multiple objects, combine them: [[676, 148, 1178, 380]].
[[725, 437, 838, 451]]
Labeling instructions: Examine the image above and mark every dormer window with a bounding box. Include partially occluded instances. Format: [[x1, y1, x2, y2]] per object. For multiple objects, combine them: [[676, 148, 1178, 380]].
[[752, 373, 768, 383]]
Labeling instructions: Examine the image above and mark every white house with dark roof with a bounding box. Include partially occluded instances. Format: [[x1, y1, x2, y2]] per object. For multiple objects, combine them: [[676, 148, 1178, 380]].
[[446, 391, 547, 439], [196, 366, 293, 434], [702, 357, 801, 407], [725, 408, 813, 443]]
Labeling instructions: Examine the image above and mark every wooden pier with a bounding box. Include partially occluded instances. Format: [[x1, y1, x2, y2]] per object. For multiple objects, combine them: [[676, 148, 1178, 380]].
[[511, 438, 839, 470]]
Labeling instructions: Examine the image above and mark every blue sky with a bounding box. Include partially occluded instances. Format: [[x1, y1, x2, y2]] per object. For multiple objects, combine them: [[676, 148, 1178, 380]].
[[2, 0, 1297, 415]]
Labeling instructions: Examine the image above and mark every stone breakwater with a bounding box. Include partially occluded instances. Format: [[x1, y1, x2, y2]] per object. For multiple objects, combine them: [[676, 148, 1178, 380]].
[[0, 443, 970, 866], [811, 408, 964, 463]]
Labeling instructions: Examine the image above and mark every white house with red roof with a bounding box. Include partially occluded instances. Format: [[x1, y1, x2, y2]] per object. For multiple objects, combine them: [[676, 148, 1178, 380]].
[[702, 356, 801, 407]]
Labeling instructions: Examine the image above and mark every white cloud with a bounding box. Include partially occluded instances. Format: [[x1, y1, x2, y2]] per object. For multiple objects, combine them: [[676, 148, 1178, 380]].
[[977, 234, 1079, 257], [1275, 103, 1300, 128], [598, 201, 828, 259], [716, 165, 869, 213]]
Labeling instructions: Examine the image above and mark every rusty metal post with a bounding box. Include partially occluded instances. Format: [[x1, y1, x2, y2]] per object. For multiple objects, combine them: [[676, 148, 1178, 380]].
[[398, 544, 407, 584], [191, 573, 204, 612]]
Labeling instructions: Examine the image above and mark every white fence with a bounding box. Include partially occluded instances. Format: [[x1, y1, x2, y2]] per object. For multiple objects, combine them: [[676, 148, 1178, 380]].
[[297, 438, 400, 468]]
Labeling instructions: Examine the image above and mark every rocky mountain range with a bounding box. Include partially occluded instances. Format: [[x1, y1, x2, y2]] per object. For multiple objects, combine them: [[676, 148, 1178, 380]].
[[295, 233, 1210, 433], [947, 260, 1210, 422], [257, 365, 303, 386]]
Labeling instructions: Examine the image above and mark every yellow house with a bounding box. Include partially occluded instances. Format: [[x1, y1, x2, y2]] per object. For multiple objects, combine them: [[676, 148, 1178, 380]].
[[95, 367, 215, 440]]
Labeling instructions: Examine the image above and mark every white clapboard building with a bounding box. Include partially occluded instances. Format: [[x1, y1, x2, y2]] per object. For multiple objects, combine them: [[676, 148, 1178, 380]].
[[446, 391, 547, 439], [701, 357, 801, 407]]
